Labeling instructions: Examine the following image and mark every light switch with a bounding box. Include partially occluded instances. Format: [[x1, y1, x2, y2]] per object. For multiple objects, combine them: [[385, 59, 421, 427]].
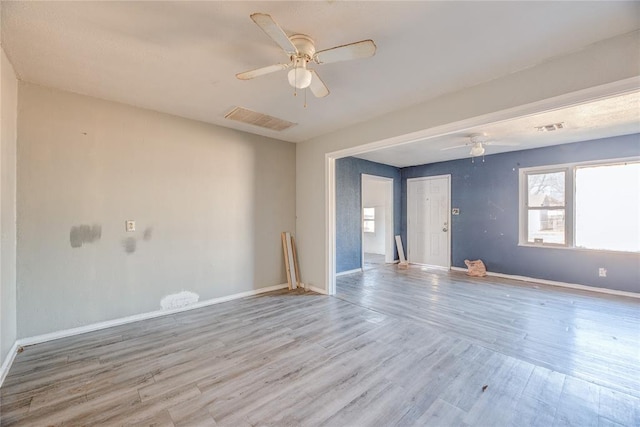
[[125, 220, 136, 232]]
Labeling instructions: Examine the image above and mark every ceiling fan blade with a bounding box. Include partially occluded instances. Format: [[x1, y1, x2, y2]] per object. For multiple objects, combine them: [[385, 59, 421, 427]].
[[250, 13, 298, 56], [314, 40, 376, 64], [309, 70, 329, 98], [487, 141, 520, 147], [236, 63, 290, 80], [440, 144, 469, 151]]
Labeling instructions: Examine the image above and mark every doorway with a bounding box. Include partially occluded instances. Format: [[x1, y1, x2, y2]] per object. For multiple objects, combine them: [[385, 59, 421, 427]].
[[407, 175, 451, 269], [361, 174, 394, 270]]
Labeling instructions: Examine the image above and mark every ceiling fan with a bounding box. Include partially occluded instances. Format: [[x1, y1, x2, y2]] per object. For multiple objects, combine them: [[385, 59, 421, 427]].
[[441, 133, 519, 157], [236, 13, 377, 98]]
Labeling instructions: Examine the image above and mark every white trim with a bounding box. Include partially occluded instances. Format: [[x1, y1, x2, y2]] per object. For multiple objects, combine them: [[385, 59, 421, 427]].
[[16, 284, 289, 348], [415, 263, 450, 271], [336, 268, 363, 277], [0, 341, 20, 388], [305, 284, 329, 295], [450, 267, 639, 299], [326, 154, 337, 295]]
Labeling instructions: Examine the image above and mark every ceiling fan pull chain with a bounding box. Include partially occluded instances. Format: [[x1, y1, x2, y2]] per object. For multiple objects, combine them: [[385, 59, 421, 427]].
[[304, 88, 307, 108]]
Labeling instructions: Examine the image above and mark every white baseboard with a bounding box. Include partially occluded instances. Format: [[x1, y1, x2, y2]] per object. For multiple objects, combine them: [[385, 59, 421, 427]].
[[0, 341, 20, 388], [16, 283, 289, 349], [304, 284, 328, 295], [450, 267, 639, 299], [336, 268, 363, 276], [1, 283, 298, 388], [416, 263, 449, 271]]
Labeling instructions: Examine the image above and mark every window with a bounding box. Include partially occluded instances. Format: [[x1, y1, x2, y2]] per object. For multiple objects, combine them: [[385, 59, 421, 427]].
[[575, 162, 640, 252], [363, 207, 375, 233], [520, 159, 639, 253], [525, 170, 566, 245]]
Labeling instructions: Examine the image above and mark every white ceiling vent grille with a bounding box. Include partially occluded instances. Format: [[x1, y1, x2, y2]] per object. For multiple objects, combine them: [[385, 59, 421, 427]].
[[224, 107, 296, 131], [535, 122, 565, 132]]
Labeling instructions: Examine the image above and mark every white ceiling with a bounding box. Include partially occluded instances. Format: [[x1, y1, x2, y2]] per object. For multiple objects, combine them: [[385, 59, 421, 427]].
[[2, 1, 639, 148], [355, 91, 640, 167]]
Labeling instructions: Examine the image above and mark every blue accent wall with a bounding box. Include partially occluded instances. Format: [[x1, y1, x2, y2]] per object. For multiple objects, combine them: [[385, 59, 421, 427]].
[[402, 133, 640, 293], [336, 157, 401, 273]]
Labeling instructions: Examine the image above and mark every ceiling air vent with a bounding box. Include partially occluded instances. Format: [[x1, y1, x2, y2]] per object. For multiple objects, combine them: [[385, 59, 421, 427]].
[[224, 107, 296, 131], [535, 122, 565, 132]]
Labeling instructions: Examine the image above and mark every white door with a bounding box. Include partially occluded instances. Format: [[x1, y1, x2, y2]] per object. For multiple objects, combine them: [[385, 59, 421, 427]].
[[407, 175, 450, 268]]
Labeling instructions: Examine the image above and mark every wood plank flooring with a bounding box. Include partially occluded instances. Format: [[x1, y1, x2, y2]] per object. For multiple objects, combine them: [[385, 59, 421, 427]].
[[1, 265, 639, 426]]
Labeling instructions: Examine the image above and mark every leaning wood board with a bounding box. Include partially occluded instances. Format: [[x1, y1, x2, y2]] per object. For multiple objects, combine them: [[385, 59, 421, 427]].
[[282, 232, 299, 290], [291, 234, 301, 288], [395, 235, 409, 268]]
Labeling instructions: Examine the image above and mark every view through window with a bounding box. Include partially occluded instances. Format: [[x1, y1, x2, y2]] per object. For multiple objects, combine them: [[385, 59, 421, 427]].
[[526, 170, 566, 245], [522, 159, 639, 253], [575, 162, 640, 252], [363, 207, 375, 233]]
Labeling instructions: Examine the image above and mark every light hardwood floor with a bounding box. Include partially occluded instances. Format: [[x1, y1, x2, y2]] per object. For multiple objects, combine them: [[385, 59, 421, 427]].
[[1, 266, 639, 426]]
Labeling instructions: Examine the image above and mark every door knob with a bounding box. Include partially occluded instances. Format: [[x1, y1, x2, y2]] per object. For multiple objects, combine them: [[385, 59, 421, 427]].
[[442, 227, 448, 232]]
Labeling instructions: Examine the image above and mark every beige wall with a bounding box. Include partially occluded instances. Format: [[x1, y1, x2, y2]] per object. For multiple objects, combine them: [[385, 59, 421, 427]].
[[17, 83, 295, 338], [296, 30, 640, 292], [0, 46, 18, 367]]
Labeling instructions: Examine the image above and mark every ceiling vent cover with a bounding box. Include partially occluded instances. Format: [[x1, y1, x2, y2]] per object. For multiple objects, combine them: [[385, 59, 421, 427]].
[[536, 122, 565, 132], [225, 107, 296, 131]]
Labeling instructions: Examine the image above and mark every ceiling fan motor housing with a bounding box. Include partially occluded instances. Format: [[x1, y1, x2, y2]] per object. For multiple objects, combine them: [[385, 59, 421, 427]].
[[469, 133, 489, 144], [287, 35, 315, 89], [289, 34, 316, 63]]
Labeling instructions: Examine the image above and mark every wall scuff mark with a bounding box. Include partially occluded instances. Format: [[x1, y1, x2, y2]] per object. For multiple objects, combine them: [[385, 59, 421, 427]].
[[122, 237, 136, 254], [70, 224, 102, 248], [161, 291, 199, 310], [143, 227, 153, 241]]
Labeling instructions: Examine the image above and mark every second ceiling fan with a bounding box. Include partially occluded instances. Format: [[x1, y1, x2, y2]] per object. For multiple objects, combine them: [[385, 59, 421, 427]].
[[442, 133, 519, 157], [236, 13, 377, 98]]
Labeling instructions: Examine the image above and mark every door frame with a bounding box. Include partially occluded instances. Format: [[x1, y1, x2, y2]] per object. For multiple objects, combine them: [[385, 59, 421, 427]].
[[361, 174, 394, 267], [406, 174, 451, 269]]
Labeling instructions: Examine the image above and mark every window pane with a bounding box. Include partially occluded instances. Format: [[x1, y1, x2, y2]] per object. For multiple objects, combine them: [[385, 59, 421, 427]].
[[575, 162, 640, 252], [363, 220, 375, 233], [528, 209, 565, 244], [363, 207, 375, 220], [528, 172, 565, 207]]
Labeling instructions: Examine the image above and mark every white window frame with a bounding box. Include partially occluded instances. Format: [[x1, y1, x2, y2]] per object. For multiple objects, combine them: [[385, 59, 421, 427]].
[[519, 156, 640, 253], [521, 167, 569, 247], [363, 207, 375, 233]]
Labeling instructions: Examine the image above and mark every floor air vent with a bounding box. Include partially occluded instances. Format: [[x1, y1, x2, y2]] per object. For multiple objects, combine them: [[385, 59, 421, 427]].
[[225, 107, 296, 131]]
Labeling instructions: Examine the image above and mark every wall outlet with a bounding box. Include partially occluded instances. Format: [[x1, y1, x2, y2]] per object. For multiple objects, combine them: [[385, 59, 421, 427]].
[[598, 267, 607, 277], [125, 220, 136, 232]]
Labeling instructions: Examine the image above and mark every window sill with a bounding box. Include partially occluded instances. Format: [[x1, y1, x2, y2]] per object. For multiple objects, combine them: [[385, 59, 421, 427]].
[[518, 243, 639, 255]]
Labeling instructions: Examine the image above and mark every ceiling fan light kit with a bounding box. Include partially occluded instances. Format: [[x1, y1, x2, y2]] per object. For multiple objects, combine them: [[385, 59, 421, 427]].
[[287, 65, 312, 89], [470, 142, 486, 157], [236, 13, 376, 98]]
